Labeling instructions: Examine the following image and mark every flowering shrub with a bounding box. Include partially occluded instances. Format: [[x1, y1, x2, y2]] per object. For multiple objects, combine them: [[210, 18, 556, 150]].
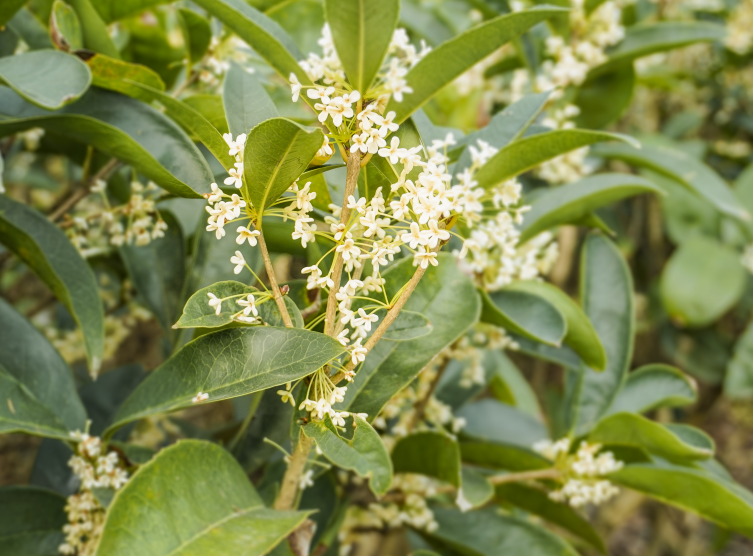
[[1, 0, 753, 555]]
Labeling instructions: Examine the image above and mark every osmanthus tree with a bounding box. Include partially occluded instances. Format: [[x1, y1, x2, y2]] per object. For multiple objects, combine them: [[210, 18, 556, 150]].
[[0, 0, 752, 555]]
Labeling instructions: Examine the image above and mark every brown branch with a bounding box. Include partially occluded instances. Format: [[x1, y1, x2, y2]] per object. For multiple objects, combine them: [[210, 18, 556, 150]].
[[257, 229, 294, 328], [48, 158, 121, 222], [274, 432, 315, 510], [488, 468, 561, 486]]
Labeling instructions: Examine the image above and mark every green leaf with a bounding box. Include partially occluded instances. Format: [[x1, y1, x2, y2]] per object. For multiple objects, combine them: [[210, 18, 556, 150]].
[[85, 53, 166, 102], [7, 8, 53, 51], [479, 288, 567, 347], [0, 0, 27, 29], [0, 195, 104, 373], [606, 364, 697, 415], [592, 142, 748, 221], [460, 441, 550, 472], [422, 507, 580, 556], [89, 0, 172, 23], [387, 7, 568, 123], [460, 468, 494, 508], [223, 63, 279, 139], [120, 211, 185, 334], [566, 235, 634, 436], [610, 460, 753, 539], [504, 281, 606, 371], [340, 254, 480, 417], [78, 364, 147, 436], [391, 431, 462, 487], [660, 235, 746, 327], [0, 486, 66, 556], [178, 8, 212, 68], [475, 130, 636, 191], [51, 0, 84, 51], [589, 413, 713, 463], [0, 49, 91, 110], [0, 367, 70, 440], [96, 440, 309, 556], [376, 309, 432, 341], [184, 94, 229, 135], [193, 0, 306, 81], [495, 483, 606, 554], [243, 117, 324, 224], [455, 91, 551, 172], [303, 414, 393, 496], [325, 0, 399, 92], [128, 81, 236, 170], [107, 327, 346, 436], [458, 399, 548, 449], [67, 0, 121, 58], [519, 173, 663, 243], [485, 351, 541, 418], [595, 22, 726, 75], [725, 320, 753, 399], [575, 62, 635, 129], [513, 335, 584, 371], [0, 87, 214, 198], [0, 298, 86, 432]]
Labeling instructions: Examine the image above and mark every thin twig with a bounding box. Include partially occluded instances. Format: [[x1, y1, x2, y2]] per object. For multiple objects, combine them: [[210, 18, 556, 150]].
[[257, 229, 294, 328], [487, 468, 561, 486], [274, 432, 315, 510], [48, 158, 121, 222], [299, 289, 322, 320]]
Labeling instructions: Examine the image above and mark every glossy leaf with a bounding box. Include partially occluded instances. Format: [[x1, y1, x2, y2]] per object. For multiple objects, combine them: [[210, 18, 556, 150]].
[[120, 211, 185, 333], [223, 63, 279, 139], [85, 53, 166, 101], [178, 8, 212, 68], [96, 440, 308, 556], [0, 367, 70, 441], [325, 0, 399, 92], [567, 235, 634, 435], [479, 288, 567, 347], [0, 195, 104, 372], [660, 235, 746, 327], [611, 461, 753, 538], [505, 281, 606, 371], [606, 364, 697, 415], [0, 49, 90, 110], [391, 431, 462, 487], [242, 117, 324, 224], [387, 7, 567, 123], [303, 414, 393, 496], [496, 483, 606, 554], [0, 486, 66, 555], [51, 0, 84, 52], [519, 173, 662, 243], [475, 130, 636, 191], [0, 87, 213, 198], [592, 142, 748, 221], [107, 327, 346, 436], [339, 254, 480, 417], [423, 507, 580, 556]]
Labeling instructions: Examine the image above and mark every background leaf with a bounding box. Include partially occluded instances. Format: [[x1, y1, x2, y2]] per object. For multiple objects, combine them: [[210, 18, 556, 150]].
[[0, 486, 66, 556], [177, 8, 212, 68], [479, 288, 566, 347], [391, 431, 462, 487], [0, 367, 70, 440], [606, 364, 697, 415], [223, 63, 279, 139]]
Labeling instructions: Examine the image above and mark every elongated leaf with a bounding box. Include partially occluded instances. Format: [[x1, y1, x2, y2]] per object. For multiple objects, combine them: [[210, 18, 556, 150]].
[[339, 254, 480, 417], [178, 8, 212, 68], [7, 8, 54, 50], [120, 211, 185, 334], [0, 87, 213, 198], [0, 50, 90, 110], [86, 53, 166, 102], [460, 468, 494, 508], [325, 0, 399, 92], [611, 461, 753, 538], [51, 0, 84, 51], [566, 235, 634, 435], [660, 235, 746, 327], [496, 483, 606, 553], [479, 288, 566, 347], [107, 327, 346, 436], [391, 431, 461, 487], [592, 142, 748, 221], [485, 351, 541, 418], [388, 7, 567, 123], [0, 486, 66, 556], [725, 321, 753, 399], [224, 63, 279, 139], [303, 414, 392, 495], [458, 399, 547, 449], [0, 0, 26, 29], [575, 62, 635, 129], [90, 0, 172, 23], [513, 335, 584, 370], [520, 173, 663, 243], [243, 117, 324, 224], [455, 91, 550, 172], [96, 440, 308, 556], [193, 0, 306, 81], [505, 281, 606, 371], [0, 195, 104, 372], [67, 0, 120, 58], [423, 507, 580, 556], [0, 367, 70, 440], [595, 22, 726, 74], [589, 413, 713, 463], [606, 364, 697, 415], [475, 130, 635, 191], [0, 299, 86, 432]]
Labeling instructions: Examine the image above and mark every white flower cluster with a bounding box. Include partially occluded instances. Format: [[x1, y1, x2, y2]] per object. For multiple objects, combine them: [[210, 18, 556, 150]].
[[533, 438, 623, 507], [59, 432, 129, 555], [726, 0, 753, 55], [197, 36, 248, 87], [206, 287, 272, 325]]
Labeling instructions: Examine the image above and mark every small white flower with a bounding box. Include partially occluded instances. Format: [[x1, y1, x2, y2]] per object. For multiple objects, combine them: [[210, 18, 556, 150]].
[[207, 293, 222, 315], [236, 226, 260, 246], [299, 469, 315, 490], [230, 251, 246, 274], [192, 391, 209, 403], [289, 73, 302, 102], [237, 294, 258, 317], [350, 338, 368, 364], [413, 247, 438, 269]]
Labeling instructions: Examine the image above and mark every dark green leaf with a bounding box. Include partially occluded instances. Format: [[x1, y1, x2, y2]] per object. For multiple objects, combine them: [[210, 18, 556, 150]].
[[107, 326, 346, 436], [0, 0, 26, 29], [67, 0, 121, 58], [458, 399, 548, 449], [486, 351, 541, 418], [7, 9, 53, 51], [178, 8, 212, 68], [479, 288, 567, 347], [78, 364, 146, 436], [0, 195, 104, 373], [0, 486, 66, 556], [606, 364, 697, 415], [0, 366, 70, 440], [725, 321, 753, 399], [223, 63, 279, 139], [575, 62, 635, 129], [377, 309, 433, 341], [96, 440, 309, 556], [0, 87, 214, 198], [391, 431, 462, 487], [89, 0, 173, 23]]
